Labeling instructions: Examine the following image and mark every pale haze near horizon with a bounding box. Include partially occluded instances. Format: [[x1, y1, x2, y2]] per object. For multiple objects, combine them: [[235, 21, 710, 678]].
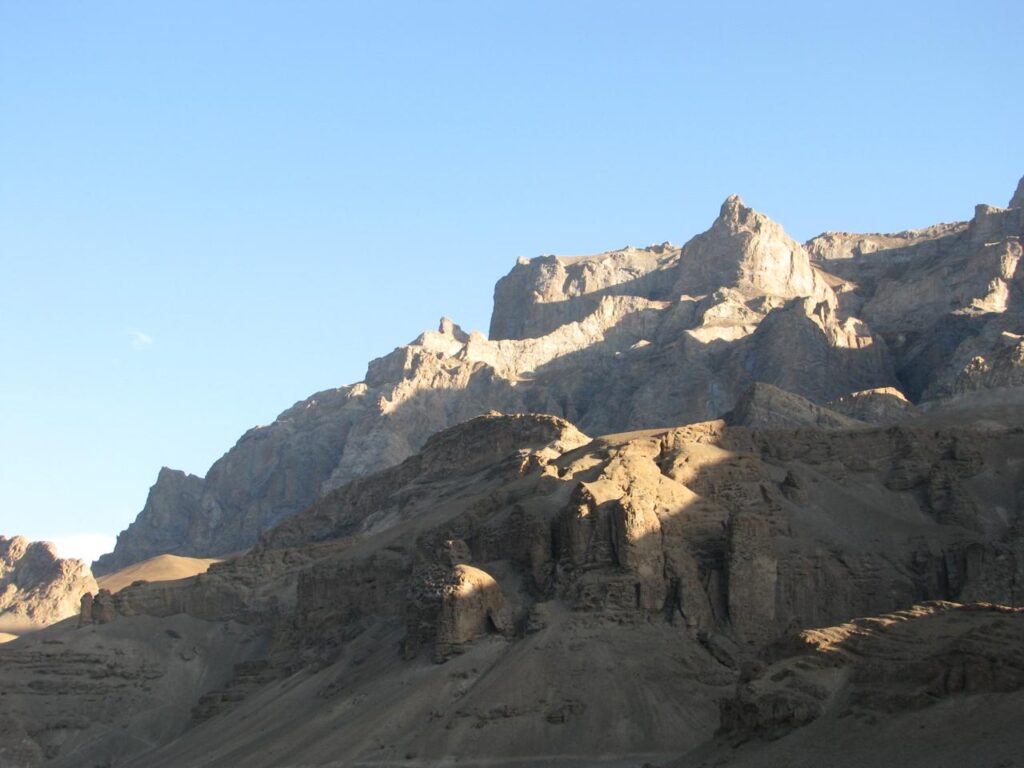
[[1, 1, 1022, 563]]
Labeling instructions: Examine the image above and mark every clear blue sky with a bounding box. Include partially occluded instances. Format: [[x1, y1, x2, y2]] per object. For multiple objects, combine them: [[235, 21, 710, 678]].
[[2, 1, 1022, 562]]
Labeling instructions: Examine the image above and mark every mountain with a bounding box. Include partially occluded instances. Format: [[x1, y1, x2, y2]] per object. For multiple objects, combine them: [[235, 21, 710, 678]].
[[5, 177, 1022, 767], [95, 178, 1024, 574]]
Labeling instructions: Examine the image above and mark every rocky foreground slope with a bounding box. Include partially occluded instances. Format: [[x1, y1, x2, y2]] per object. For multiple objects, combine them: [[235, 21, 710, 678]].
[[3, 393, 1024, 766], [95, 178, 1024, 573]]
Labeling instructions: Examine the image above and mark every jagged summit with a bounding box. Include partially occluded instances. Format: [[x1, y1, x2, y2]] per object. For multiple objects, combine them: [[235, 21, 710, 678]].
[[92, 178, 1024, 573], [1010, 174, 1024, 208], [437, 316, 464, 337], [719, 193, 745, 217], [488, 194, 822, 341], [673, 194, 825, 300]]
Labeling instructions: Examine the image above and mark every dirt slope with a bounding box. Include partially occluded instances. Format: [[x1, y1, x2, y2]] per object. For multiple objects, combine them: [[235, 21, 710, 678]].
[[97, 554, 221, 594]]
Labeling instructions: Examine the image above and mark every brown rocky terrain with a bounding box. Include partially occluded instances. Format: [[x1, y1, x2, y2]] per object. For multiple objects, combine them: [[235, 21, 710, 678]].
[[4, 390, 1024, 765], [0, 536, 97, 643], [0, 614, 267, 767], [720, 601, 1024, 742], [96, 554, 221, 594], [97, 178, 1024, 573], [682, 602, 1024, 768]]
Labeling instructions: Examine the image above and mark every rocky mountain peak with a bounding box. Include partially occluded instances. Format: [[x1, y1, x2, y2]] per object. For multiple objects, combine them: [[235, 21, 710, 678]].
[[435, 316, 473, 343], [718, 193, 747, 222], [1010, 174, 1024, 209], [712, 194, 761, 233], [673, 195, 826, 301]]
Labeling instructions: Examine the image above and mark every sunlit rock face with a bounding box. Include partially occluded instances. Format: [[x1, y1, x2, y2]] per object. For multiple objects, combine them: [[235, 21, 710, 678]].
[[96, 178, 1024, 571], [672, 194, 827, 301], [0, 535, 97, 636], [489, 245, 678, 341]]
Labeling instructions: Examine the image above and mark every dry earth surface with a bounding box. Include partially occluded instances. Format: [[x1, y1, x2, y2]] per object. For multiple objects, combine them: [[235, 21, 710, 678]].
[[96, 554, 222, 595]]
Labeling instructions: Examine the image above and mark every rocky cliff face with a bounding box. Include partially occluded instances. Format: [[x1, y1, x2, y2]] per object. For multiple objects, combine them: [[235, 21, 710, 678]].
[[0, 536, 97, 638], [94, 469, 205, 575], [95, 177, 1024, 577], [807, 189, 1024, 403]]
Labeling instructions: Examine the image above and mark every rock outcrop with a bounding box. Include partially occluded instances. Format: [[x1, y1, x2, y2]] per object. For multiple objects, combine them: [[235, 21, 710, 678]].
[[827, 386, 912, 423], [727, 382, 865, 430], [0, 536, 96, 638], [429, 562, 515, 662], [489, 244, 678, 340], [706, 602, 1024, 767]]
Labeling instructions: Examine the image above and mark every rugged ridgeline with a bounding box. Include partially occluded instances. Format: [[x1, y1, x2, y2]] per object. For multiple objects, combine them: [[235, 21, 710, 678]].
[[0, 536, 96, 642], [95, 180, 1024, 577], [4, 165, 1024, 767]]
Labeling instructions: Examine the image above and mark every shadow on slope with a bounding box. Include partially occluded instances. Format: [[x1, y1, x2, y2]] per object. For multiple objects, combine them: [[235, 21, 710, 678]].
[[73, 409, 1024, 767]]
